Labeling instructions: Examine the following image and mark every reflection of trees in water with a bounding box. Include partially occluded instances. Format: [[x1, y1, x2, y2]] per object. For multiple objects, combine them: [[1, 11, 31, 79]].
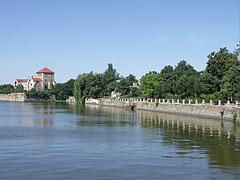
[[72, 104, 240, 172], [71, 104, 135, 118], [13, 102, 56, 127], [71, 104, 138, 127], [139, 111, 240, 173]]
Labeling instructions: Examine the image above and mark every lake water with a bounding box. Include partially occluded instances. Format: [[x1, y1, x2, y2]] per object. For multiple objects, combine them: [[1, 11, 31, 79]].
[[0, 101, 239, 180]]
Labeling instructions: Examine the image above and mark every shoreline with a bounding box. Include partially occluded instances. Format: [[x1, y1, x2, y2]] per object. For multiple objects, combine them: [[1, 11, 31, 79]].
[[84, 98, 240, 124]]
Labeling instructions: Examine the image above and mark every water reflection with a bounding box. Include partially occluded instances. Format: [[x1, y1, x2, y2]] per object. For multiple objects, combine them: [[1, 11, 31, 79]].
[[72, 104, 240, 177], [12, 103, 56, 127], [78, 104, 240, 140], [0, 102, 239, 179]]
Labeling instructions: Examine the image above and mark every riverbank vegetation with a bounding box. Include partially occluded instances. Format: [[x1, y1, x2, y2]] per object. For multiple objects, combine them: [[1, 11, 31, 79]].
[[0, 47, 239, 103], [74, 47, 240, 103]]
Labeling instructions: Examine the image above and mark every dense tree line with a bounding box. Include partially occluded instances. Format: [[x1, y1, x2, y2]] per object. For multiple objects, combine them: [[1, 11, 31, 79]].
[[0, 47, 239, 103], [74, 64, 119, 103], [0, 80, 75, 101], [49, 79, 75, 100], [74, 47, 240, 103], [0, 84, 24, 94], [139, 48, 240, 102]]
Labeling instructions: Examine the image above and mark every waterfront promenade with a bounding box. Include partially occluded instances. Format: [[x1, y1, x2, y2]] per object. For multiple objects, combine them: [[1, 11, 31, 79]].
[[84, 98, 240, 124]]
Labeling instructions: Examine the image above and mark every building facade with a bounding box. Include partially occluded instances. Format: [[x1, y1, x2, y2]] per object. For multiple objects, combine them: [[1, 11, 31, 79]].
[[14, 67, 56, 91]]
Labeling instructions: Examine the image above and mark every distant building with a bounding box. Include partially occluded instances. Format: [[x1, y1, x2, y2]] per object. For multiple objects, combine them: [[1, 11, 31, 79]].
[[111, 91, 121, 98], [14, 67, 56, 91], [129, 82, 139, 89]]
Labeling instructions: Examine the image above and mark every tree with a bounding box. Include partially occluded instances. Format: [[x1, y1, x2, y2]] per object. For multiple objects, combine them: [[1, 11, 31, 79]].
[[0, 84, 14, 94], [140, 71, 163, 98], [25, 88, 51, 100], [171, 60, 198, 97], [221, 66, 240, 102], [194, 72, 219, 96], [174, 75, 196, 98], [74, 72, 106, 103], [103, 64, 119, 96], [206, 47, 240, 80], [174, 60, 198, 77], [159, 65, 174, 97], [14, 85, 24, 93], [50, 79, 75, 100], [116, 74, 138, 96]]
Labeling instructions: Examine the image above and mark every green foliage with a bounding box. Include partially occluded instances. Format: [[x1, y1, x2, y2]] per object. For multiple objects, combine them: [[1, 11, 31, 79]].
[[14, 85, 24, 93], [73, 63, 120, 101], [233, 112, 237, 121], [194, 72, 219, 96], [129, 87, 141, 97], [50, 79, 75, 100], [0, 84, 15, 94], [221, 66, 240, 102], [25, 88, 52, 100], [206, 47, 240, 80], [103, 64, 120, 96], [66, 47, 240, 103], [116, 74, 138, 96], [140, 71, 163, 98]]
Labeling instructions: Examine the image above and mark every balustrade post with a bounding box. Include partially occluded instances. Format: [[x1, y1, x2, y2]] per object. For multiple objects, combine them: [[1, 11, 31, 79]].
[[218, 100, 221, 106], [210, 100, 213, 105], [227, 100, 230, 106], [188, 99, 191, 104]]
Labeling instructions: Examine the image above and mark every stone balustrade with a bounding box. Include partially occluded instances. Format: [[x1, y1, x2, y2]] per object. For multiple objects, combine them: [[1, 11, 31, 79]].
[[98, 97, 240, 107]]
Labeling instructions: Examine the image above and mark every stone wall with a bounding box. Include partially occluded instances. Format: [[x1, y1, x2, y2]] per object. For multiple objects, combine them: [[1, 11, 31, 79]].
[[84, 98, 240, 123], [66, 96, 76, 103], [0, 93, 56, 102], [0, 93, 26, 102]]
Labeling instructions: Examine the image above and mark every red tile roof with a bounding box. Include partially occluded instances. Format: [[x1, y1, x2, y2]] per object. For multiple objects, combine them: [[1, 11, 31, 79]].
[[32, 78, 42, 82], [16, 78, 42, 82], [16, 79, 28, 82], [36, 67, 55, 74]]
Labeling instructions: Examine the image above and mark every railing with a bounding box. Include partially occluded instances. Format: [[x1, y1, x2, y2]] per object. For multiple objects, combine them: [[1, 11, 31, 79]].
[[103, 98, 239, 107]]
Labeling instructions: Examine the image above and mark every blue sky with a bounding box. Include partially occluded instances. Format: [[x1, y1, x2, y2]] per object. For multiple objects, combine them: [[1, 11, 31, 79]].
[[0, 0, 239, 84]]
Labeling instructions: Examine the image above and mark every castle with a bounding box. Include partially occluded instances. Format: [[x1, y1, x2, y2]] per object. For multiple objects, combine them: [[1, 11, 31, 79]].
[[14, 67, 56, 91]]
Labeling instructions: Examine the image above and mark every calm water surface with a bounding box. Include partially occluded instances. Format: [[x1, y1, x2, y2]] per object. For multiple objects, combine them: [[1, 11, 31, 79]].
[[0, 101, 239, 180]]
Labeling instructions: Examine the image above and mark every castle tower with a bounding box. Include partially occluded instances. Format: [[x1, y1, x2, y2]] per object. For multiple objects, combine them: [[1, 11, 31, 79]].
[[36, 67, 56, 90]]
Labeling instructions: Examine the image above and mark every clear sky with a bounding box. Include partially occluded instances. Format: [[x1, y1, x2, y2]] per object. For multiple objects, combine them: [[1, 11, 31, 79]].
[[0, 0, 239, 84]]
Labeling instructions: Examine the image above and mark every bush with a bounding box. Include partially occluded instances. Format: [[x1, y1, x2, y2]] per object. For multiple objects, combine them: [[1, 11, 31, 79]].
[[233, 112, 237, 122], [26, 88, 51, 100]]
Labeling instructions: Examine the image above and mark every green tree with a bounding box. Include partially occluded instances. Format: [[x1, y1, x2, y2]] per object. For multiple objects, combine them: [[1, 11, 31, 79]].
[[159, 65, 174, 97], [116, 74, 138, 96], [140, 71, 163, 98], [174, 75, 196, 98], [14, 85, 24, 93], [174, 60, 198, 77], [194, 72, 219, 97], [25, 88, 51, 100], [171, 60, 198, 97], [0, 84, 14, 94], [206, 47, 239, 80], [50, 79, 75, 100], [103, 64, 119, 96], [74, 72, 105, 103], [221, 66, 240, 102]]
